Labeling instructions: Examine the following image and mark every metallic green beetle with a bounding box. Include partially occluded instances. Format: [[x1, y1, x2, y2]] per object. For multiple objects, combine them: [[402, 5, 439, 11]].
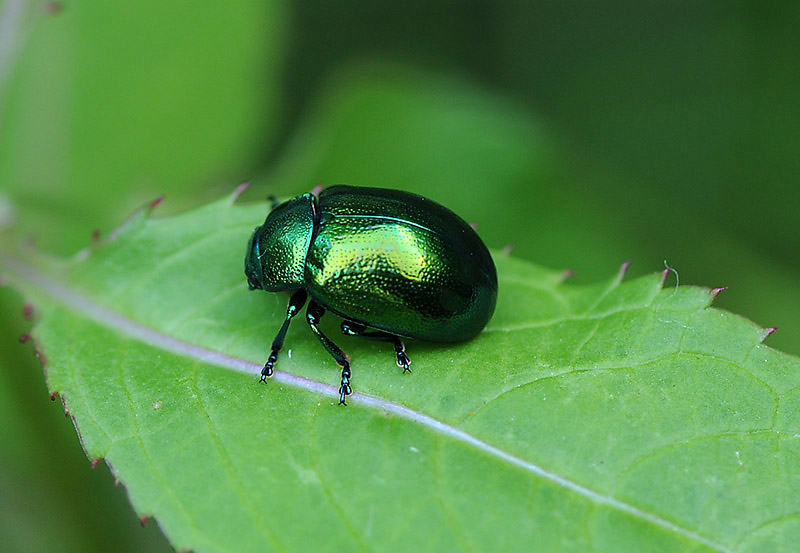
[[245, 185, 497, 404]]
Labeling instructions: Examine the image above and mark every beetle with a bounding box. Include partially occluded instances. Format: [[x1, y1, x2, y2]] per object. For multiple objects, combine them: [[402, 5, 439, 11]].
[[245, 185, 497, 404]]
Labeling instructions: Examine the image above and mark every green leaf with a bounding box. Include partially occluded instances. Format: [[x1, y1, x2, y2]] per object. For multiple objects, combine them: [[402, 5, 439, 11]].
[[2, 191, 799, 553]]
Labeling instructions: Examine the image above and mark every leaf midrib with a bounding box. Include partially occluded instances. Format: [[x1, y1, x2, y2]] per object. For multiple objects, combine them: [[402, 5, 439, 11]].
[[3, 254, 734, 553]]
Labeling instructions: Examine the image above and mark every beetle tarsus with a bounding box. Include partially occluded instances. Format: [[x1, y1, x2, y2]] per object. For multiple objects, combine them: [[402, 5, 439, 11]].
[[339, 363, 352, 404], [396, 351, 411, 373], [338, 385, 351, 405], [341, 320, 412, 374], [393, 340, 411, 373], [260, 351, 277, 382]]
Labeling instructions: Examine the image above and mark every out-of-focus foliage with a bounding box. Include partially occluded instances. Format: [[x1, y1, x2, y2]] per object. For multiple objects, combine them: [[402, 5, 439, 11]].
[[0, 0, 287, 249], [1, 2, 798, 552]]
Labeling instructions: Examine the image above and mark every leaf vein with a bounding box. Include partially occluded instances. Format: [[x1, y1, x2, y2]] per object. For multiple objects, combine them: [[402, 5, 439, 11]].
[[308, 402, 370, 552], [4, 255, 738, 553], [189, 375, 286, 552]]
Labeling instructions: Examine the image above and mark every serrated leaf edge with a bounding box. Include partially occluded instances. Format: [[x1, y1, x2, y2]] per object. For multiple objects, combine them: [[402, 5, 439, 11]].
[[3, 253, 739, 553]]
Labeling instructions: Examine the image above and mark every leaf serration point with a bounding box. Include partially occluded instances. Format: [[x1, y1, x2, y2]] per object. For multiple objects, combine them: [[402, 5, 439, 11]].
[[660, 263, 680, 289], [105, 197, 163, 243], [33, 345, 47, 367], [231, 181, 250, 201], [42, 2, 63, 15], [617, 260, 631, 282], [710, 287, 727, 302]]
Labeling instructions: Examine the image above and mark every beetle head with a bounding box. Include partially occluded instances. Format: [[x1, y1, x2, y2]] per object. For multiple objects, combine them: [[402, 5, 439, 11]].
[[245, 230, 264, 290], [244, 193, 316, 292]]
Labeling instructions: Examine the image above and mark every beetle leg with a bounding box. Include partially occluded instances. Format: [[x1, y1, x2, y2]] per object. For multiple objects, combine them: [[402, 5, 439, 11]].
[[306, 301, 352, 405], [262, 289, 308, 382], [340, 321, 412, 373]]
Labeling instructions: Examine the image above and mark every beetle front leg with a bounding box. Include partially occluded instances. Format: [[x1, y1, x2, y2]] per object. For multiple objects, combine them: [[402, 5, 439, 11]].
[[306, 301, 352, 405], [340, 321, 411, 373], [262, 289, 308, 381]]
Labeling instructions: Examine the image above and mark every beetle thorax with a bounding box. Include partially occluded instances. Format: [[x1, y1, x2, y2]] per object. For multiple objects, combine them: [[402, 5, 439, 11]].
[[247, 193, 316, 291]]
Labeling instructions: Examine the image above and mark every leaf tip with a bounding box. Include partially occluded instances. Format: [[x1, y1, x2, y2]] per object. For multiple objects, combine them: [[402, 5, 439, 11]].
[[22, 301, 34, 320], [91, 457, 102, 470], [19, 333, 31, 343], [91, 228, 101, 243], [49, 391, 58, 402], [140, 515, 151, 527]]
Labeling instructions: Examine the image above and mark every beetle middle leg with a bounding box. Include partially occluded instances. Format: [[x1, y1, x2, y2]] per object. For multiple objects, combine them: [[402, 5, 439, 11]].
[[306, 301, 352, 405], [340, 321, 411, 373], [262, 289, 307, 382]]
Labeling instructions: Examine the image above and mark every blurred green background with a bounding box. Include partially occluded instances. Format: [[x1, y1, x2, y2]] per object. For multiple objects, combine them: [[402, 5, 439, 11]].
[[1, 1, 797, 551]]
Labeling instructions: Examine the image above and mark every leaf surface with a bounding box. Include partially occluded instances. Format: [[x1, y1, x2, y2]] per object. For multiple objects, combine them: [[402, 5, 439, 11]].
[[3, 192, 799, 553]]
